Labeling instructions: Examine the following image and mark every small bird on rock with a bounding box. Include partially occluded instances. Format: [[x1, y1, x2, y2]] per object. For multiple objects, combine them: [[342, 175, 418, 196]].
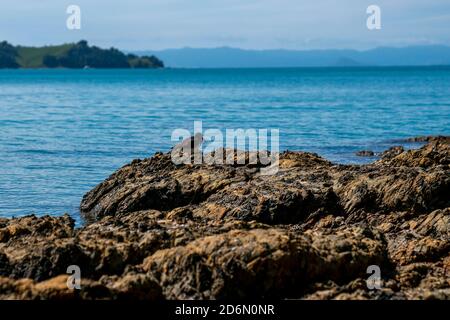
[[171, 133, 203, 164]]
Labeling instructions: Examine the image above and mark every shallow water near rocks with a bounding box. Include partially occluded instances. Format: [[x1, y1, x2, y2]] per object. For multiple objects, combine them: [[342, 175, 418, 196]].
[[0, 67, 449, 223]]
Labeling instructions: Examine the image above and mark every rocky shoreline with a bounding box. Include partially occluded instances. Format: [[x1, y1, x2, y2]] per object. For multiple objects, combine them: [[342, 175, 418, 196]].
[[0, 137, 449, 299]]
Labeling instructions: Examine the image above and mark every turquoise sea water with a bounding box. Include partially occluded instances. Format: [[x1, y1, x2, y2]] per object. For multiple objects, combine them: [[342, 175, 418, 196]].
[[0, 67, 449, 222]]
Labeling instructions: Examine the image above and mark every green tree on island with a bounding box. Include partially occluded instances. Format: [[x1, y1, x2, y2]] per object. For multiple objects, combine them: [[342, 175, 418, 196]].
[[0, 41, 20, 68]]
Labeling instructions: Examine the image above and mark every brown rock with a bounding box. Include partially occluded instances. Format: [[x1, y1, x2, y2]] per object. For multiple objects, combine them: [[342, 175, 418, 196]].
[[141, 226, 387, 299], [0, 137, 448, 300]]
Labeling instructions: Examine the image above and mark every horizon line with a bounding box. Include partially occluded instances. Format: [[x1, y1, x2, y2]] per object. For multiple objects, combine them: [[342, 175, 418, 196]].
[[2, 39, 449, 53]]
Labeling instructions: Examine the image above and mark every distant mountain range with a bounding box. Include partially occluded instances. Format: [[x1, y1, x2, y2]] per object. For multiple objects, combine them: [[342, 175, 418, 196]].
[[135, 45, 450, 68]]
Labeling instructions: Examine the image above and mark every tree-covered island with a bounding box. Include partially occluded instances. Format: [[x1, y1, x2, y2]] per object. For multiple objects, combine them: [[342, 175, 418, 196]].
[[0, 40, 164, 69]]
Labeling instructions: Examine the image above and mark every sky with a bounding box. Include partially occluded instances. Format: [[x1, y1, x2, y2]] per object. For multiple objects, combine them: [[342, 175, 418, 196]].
[[0, 0, 449, 51]]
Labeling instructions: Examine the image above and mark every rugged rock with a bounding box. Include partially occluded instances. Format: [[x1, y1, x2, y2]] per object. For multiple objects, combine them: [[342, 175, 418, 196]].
[[0, 136, 449, 299], [379, 146, 405, 160], [404, 135, 450, 144], [378, 138, 449, 168], [142, 226, 387, 299]]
